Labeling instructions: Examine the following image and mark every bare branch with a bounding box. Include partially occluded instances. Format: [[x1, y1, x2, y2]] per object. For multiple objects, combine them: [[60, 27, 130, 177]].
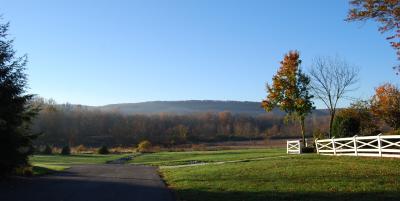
[[308, 56, 359, 137]]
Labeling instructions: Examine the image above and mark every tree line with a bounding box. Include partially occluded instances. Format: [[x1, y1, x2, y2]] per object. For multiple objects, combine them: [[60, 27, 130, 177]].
[[31, 100, 330, 147]]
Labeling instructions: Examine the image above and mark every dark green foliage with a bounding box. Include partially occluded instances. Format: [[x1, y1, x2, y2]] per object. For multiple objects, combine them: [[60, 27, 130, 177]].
[[61, 146, 71, 155], [332, 115, 360, 138], [331, 102, 379, 138], [97, 145, 109, 155], [350, 100, 379, 136], [0, 19, 38, 176], [42, 145, 52, 155], [301, 146, 315, 153]]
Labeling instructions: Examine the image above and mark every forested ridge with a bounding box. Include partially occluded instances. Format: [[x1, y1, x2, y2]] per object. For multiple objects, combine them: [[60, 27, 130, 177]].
[[32, 100, 330, 147]]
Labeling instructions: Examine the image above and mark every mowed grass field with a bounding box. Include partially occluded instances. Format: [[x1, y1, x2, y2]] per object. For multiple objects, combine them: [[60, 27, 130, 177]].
[[133, 149, 400, 201], [30, 154, 131, 175], [131, 148, 285, 166]]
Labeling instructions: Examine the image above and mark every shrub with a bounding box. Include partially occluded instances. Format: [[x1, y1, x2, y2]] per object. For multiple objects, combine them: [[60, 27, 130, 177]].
[[110, 146, 135, 154], [14, 166, 33, 176], [385, 129, 400, 135], [137, 140, 152, 153], [301, 146, 315, 153], [75, 144, 87, 153], [98, 146, 110, 155], [42, 145, 52, 155], [332, 112, 360, 138], [61, 146, 71, 155], [313, 129, 327, 140]]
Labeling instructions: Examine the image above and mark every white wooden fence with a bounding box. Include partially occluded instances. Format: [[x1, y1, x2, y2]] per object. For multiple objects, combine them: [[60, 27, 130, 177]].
[[315, 134, 400, 158], [287, 140, 302, 154]]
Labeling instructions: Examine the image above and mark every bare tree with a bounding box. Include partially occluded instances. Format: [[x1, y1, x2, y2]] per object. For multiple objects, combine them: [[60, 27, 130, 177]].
[[309, 56, 359, 138]]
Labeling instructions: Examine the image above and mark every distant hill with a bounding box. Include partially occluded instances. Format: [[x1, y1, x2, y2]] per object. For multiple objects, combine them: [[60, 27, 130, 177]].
[[97, 100, 329, 116]]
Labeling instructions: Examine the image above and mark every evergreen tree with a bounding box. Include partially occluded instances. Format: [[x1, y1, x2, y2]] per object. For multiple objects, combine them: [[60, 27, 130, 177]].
[[0, 19, 38, 175]]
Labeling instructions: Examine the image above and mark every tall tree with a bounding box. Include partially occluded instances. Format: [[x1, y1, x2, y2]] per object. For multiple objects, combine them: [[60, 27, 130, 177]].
[[370, 83, 400, 129], [0, 19, 38, 175], [262, 51, 314, 146], [309, 56, 359, 138], [346, 0, 400, 73]]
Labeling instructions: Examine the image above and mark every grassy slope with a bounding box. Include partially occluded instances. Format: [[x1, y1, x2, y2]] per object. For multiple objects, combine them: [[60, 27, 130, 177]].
[[133, 149, 400, 201], [131, 148, 285, 166], [30, 154, 130, 175]]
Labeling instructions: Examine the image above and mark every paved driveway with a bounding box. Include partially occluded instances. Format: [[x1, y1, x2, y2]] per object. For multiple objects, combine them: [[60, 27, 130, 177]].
[[0, 165, 175, 201]]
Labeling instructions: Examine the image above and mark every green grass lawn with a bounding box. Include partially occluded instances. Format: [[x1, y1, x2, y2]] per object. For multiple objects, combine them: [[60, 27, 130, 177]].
[[30, 154, 131, 175], [133, 149, 400, 201], [131, 148, 286, 166]]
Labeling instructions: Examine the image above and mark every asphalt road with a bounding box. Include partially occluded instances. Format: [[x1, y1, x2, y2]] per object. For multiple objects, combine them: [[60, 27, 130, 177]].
[[0, 165, 175, 201]]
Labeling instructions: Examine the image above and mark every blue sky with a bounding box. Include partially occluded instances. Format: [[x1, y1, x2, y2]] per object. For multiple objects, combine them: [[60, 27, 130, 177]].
[[1, 0, 399, 107]]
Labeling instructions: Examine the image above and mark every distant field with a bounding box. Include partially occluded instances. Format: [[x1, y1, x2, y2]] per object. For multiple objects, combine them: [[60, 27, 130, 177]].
[[30, 154, 131, 175], [133, 149, 400, 201], [131, 148, 286, 166]]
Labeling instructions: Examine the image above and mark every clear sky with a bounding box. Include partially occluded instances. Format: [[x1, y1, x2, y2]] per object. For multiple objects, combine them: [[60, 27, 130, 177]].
[[1, 0, 399, 108]]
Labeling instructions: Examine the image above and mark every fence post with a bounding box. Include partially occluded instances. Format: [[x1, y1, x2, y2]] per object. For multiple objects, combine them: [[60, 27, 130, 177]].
[[332, 137, 336, 155], [353, 135, 358, 156], [287, 141, 289, 154], [298, 140, 301, 154], [315, 138, 319, 154], [377, 134, 382, 157]]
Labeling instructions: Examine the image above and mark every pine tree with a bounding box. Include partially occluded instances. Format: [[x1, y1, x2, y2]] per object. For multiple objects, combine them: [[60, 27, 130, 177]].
[[0, 19, 38, 175]]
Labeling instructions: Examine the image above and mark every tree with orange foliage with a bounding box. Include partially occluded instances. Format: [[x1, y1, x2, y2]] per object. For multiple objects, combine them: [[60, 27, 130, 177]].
[[346, 0, 400, 73], [262, 51, 314, 146], [371, 83, 400, 129]]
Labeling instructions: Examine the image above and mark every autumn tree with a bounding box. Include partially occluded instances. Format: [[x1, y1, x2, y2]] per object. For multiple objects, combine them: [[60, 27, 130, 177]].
[[0, 19, 38, 175], [309, 56, 359, 138], [371, 83, 400, 129], [346, 0, 400, 73], [262, 51, 314, 146]]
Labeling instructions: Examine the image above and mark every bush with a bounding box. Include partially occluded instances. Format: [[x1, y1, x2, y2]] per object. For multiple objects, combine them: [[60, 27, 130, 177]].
[[332, 113, 360, 138], [313, 129, 327, 140], [14, 166, 33, 176], [42, 145, 52, 155], [61, 146, 71, 155], [110, 146, 135, 154], [75, 144, 87, 153], [385, 129, 400, 135], [301, 146, 315, 153], [137, 140, 152, 153], [97, 146, 110, 155]]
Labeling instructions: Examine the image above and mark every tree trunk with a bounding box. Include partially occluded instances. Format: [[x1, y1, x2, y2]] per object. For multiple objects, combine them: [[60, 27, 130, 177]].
[[329, 110, 335, 139], [301, 116, 306, 147]]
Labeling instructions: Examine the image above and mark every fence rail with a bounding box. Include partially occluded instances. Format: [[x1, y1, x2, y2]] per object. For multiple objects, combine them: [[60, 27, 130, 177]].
[[287, 140, 301, 154], [315, 134, 400, 158]]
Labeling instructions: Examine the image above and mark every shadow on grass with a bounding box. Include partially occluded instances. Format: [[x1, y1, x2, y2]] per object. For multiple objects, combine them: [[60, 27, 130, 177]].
[[32, 166, 56, 175], [174, 189, 400, 201]]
